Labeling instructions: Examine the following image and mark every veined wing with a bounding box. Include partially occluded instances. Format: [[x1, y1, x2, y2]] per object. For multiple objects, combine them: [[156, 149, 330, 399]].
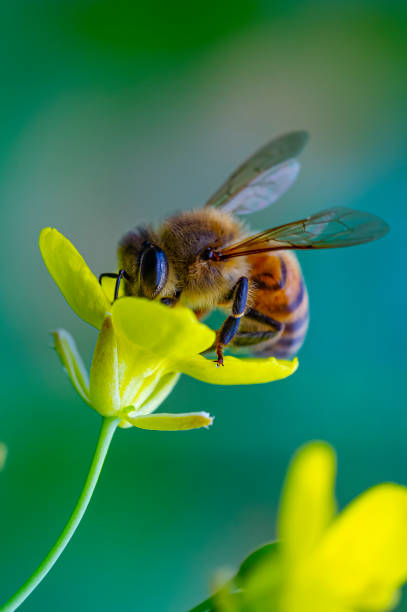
[[204, 131, 308, 215], [217, 207, 389, 259]]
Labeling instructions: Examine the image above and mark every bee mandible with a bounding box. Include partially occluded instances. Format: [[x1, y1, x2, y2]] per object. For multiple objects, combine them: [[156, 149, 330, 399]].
[[100, 131, 389, 366]]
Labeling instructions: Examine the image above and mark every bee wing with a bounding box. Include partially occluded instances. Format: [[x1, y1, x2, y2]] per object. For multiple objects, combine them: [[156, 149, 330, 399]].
[[218, 207, 389, 259], [204, 131, 308, 214]]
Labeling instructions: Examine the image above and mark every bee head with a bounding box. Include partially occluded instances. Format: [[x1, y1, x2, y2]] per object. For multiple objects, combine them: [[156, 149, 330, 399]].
[[118, 231, 171, 300], [118, 209, 246, 305]]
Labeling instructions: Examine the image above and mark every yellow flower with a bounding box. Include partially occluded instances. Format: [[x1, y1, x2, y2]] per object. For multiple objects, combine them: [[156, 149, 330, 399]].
[[52, 313, 213, 431], [40, 228, 298, 430], [217, 442, 407, 611]]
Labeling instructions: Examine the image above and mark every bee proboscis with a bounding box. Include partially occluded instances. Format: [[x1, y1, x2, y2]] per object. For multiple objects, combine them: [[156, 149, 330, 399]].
[[100, 131, 389, 366]]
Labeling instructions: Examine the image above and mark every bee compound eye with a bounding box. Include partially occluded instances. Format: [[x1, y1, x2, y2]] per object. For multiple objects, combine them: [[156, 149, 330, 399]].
[[139, 244, 169, 299]]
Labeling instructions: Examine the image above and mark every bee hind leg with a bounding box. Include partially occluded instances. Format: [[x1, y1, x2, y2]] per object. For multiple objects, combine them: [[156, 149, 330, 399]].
[[243, 308, 284, 333], [233, 330, 281, 347], [232, 307, 285, 352]]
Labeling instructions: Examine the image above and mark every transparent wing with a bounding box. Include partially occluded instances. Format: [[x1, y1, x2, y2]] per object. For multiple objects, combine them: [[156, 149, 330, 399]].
[[205, 130, 308, 214], [219, 159, 301, 215], [218, 207, 389, 259]]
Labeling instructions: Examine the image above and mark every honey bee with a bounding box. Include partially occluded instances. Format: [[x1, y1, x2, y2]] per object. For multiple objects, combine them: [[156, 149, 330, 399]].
[[100, 131, 389, 366]]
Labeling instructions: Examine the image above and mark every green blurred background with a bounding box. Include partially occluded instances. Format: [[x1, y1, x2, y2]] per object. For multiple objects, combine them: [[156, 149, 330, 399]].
[[0, 1, 406, 610]]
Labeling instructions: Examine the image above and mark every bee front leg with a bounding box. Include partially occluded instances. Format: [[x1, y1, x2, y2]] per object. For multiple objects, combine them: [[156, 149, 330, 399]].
[[215, 276, 249, 367], [99, 269, 130, 302]]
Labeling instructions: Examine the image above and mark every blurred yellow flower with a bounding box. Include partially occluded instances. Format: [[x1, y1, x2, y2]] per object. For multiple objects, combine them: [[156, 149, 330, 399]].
[[198, 442, 407, 611], [41, 227, 298, 430], [274, 443, 407, 612]]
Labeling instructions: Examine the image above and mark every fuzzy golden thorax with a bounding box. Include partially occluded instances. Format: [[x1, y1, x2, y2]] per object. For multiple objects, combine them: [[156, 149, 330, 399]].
[[118, 208, 250, 310]]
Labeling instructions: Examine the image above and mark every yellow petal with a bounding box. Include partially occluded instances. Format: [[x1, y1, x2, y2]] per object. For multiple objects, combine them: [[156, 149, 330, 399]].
[[136, 372, 180, 415], [175, 355, 298, 385], [112, 297, 215, 360], [52, 329, 90, 403], [39, 228, 110, 329], [280, 579, 351, 612], [118, 372, 180, 428], [118, 361, 162, 410], [278, 442, 336, 564], [307, 484, 407, 610], [112, 298, 297, 386], [89, 314, 120, 416], [125, 411, 213, 431]]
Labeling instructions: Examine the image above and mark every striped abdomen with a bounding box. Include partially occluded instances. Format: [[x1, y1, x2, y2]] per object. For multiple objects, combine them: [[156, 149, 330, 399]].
[[242, 251, 309, 358]]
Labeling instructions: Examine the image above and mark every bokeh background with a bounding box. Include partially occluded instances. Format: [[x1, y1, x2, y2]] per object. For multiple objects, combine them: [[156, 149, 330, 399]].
[[0, 1, 406, 610]]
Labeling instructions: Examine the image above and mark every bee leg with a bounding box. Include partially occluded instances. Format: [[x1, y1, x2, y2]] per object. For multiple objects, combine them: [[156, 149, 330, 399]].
[[244, 308, 284, 334], [232, 308, 284, 351], [98, 270, 130, 303], [215, 276, 249, 367], [233, 330, 280, 347], [99, 272, 118, 284]]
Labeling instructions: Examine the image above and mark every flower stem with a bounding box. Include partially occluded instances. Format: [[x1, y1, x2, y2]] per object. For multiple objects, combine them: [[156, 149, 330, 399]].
[[0, 416, 119, 612]]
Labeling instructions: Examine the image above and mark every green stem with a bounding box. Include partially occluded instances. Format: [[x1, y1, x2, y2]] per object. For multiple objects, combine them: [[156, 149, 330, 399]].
[[0, 416, 119, 612]]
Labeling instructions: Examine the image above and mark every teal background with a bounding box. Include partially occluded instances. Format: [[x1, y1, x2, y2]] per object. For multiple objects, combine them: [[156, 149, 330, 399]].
[[0, 1, 406, 610]]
